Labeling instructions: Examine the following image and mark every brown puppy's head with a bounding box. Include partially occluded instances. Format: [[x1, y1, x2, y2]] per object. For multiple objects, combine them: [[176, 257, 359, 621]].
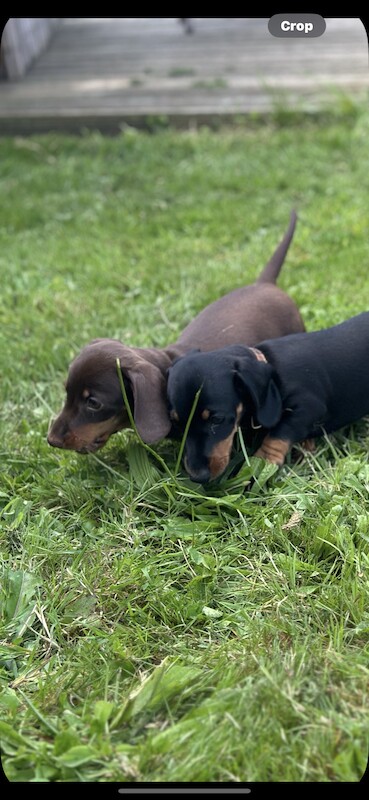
[[167, 345, 282, 483], [47, 339, 172, 453]]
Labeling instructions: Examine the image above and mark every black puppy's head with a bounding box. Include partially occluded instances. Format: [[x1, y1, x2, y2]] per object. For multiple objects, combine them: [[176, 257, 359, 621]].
[[167, 345, 282, 483]]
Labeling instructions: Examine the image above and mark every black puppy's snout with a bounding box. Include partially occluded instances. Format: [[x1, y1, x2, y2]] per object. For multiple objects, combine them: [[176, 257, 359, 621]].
[[189, 469, 211, 484], [184, 456, 210, 484]]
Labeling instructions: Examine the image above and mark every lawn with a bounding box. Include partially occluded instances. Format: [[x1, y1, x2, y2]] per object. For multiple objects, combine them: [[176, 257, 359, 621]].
[[1, 104, 369, 784]]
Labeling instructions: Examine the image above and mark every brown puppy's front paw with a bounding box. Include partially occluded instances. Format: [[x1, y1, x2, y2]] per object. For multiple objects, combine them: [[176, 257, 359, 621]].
[[254, 436, 291, 466]]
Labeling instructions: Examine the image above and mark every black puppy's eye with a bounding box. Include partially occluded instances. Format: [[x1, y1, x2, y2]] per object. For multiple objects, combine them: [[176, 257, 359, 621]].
[[86, 396, 103, 412], [210, 414, 225, 426]]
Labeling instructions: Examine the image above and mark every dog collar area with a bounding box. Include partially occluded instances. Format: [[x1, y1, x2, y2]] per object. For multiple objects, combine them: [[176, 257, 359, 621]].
[[249, 347, 267, 363]]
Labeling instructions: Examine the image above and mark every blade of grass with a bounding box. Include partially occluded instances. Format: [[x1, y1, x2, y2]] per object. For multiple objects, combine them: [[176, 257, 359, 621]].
[[16, 688, 59, 735], [236, 426, 251, 467], [90, 453, 131, 484], [174, 386, 203, 476]]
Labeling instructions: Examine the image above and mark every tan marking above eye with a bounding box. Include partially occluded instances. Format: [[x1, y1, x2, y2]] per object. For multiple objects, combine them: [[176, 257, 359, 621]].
[[201, 409, 210, 420], [82, 388, 90, 399], [170, 409, 179, 422]]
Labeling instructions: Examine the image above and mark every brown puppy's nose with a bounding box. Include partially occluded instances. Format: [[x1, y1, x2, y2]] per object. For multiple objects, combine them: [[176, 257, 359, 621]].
[[47, 414, 70, 449], [47, 431, 64, 449]]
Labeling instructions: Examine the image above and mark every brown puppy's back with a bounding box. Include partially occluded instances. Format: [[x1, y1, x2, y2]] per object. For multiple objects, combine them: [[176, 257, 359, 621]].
[[177, 282, 304, 352], [176, 210, 304, 351]]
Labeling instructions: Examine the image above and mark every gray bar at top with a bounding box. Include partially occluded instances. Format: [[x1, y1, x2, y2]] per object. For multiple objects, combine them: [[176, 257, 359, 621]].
[[268, 14, 326, 38], [118, 790, 252, 795]]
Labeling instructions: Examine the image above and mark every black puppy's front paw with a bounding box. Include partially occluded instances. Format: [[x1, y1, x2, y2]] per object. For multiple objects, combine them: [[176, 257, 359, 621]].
[[254, 435, 290, 466]]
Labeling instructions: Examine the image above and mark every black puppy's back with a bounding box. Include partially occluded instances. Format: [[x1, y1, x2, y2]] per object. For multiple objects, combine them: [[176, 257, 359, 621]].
[[258, 311, 369, 435]]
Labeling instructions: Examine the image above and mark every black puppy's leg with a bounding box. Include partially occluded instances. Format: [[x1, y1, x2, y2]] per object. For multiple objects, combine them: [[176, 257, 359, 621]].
[[254, 399, 326, 466], [300, 438, 316, 452], [254, 435, 291, 465]]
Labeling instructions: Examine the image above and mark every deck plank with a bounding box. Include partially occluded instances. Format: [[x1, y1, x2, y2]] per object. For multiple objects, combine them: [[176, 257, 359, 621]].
[[0, 17, 368, 134]]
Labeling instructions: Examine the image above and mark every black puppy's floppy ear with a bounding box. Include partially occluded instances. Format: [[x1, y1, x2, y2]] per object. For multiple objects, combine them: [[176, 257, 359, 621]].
[[234, 358, 282, 428], [120, 358, 172, 444]]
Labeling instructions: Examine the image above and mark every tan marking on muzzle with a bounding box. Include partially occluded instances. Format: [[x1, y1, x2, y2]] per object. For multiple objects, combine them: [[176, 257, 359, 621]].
[[51, 415, 125, 452], [208, 428, 236, 478], [207, 403, 244, 479]]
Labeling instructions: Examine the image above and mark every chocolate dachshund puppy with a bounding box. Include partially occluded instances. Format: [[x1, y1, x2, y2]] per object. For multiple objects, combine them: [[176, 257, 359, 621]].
[[47, 211, 304, 454], [167, 312, 369, 482]]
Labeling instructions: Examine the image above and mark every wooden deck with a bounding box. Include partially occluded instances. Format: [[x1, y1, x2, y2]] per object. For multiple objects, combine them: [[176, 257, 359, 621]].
[[0, 17, 368, 134]]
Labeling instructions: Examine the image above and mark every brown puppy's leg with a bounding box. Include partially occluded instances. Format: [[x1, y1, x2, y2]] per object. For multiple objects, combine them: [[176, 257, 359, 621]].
[[254, 436, 291, 466]]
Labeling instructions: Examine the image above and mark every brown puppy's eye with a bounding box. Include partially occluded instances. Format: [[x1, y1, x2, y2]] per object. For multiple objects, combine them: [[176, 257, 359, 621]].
[[86, 397, 103, 412]]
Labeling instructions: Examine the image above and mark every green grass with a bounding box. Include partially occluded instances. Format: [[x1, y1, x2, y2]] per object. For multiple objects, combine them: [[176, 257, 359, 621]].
[[192, 78, 228, 90], [168, 67, 197, 78], [1, 104, 369, 783]]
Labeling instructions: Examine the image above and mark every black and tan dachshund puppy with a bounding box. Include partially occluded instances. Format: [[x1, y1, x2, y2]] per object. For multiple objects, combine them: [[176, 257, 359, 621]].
[[47, 212, 304, 454], [167, 311, 369, 482]]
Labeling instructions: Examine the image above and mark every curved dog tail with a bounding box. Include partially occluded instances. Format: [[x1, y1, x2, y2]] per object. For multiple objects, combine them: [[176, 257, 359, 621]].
[[256, 209, 298, 284]]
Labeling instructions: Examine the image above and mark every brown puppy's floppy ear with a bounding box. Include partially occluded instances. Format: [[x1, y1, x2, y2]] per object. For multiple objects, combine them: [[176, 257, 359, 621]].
[[120, 358, 172, 444], [234, 358, 282, 428]]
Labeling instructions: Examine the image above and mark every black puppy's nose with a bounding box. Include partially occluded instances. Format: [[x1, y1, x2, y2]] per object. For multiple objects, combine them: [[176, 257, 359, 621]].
[[184, 457, 211, 484], [190, 470, 211, 484]]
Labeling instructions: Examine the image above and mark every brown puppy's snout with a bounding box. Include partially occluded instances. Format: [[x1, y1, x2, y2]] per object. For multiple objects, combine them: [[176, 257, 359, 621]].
[[47, 414, 85, 451], [47, 415, 69, 449], [47, 422, 90, 453], [47, 411, 126, 453], [47, 430, 64, 449]]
